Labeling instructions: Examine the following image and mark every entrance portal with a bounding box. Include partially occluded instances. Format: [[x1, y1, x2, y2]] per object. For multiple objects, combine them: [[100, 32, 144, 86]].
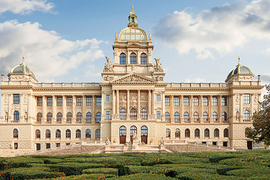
[[247, 141, 253, 150], [141, 126, 148, 144], [130, 125, 137, 143], [119, 126, 126, 144]]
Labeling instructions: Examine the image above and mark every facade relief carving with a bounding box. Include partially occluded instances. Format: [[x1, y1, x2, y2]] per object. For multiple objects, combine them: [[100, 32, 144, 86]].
[[103, 57, 114, 72], [115, 75, 153, 83], [4, 94, 8, 103], [120, 95, 127, 101], [130, 94, 137, 102], [254, 94, 258, 103], [235, 94, 240, 103], [140, 94, 148, 101], [24, 94, 28, 103]]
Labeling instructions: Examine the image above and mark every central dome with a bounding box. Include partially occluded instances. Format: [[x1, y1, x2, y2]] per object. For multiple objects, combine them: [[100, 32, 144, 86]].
[[10, 59, 37, 80], [119, 27, 148, 42]]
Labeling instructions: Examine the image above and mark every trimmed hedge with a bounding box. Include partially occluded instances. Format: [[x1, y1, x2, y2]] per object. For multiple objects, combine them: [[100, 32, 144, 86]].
[[83, 168, 118, 176]]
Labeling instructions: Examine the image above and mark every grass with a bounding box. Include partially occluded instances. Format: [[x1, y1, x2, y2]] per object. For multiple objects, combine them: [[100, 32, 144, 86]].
[[0, 150, 269, 179]]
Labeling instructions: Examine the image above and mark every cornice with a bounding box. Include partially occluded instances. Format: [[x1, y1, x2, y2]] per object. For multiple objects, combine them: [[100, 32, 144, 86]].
[[0, 85, 33, 89], [166, 87, 230, 91], [229, 85, 264, 90], [33, 87, 101, 91]]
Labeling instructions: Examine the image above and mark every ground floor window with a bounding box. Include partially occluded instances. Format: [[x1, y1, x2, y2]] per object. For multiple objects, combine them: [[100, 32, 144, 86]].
[[223, 141, 228, 147], [56, 143, 60, 147], [36, 143, 41, 151], [212, 142, 217, 146], [46, 143, 51, 149], [14, 143, 18, 149]]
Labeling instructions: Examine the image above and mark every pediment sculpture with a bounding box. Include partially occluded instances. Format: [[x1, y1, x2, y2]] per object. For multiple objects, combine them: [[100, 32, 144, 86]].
[[103, 56, 113, 72], [154, 57, 163, 72], [113, 74, 155, 84]]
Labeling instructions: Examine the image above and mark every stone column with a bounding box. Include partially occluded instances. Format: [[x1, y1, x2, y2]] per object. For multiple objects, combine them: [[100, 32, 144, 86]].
[[180, 95, 184, 123], [92, 95, 96, 123], [116, 90, 119, 116], [240, 94, 243, 122], [52, 95, 56, 123], [199, 95, 203, 123], [62, 95, 66, 122], [209, 95, 212, 122], [8, 94, 11, 122], [27, 94, 32, 123], [72, 95, 76, 123], [127, 90, 130, 120], [153, 90, 156, 119], [251, 94, 254, 121], [82, 95, 86, 122], [101, 92, 105, 121], [42, 95, 46, 123], [137, 90, 141, 120], [0, 94, 4, 122], [190, 95, 193, 123], [20, 94, 23, 121], [218, 95, 222, 122], [112, 90, 115, 115], [170, 95, 174, 123], [148, 90, 151, 116]]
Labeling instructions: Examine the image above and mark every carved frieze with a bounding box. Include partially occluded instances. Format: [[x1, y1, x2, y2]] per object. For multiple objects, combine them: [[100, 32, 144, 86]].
[[140, 94, 148, 101], [112, 74, 156, 84], [4, 94, 8, 103]]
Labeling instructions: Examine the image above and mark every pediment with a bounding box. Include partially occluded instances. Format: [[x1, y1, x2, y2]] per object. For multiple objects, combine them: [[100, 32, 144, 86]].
[[111, 73, 156, 84]]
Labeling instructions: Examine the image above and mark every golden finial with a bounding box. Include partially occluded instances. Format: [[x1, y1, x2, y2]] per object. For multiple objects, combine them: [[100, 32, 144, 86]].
[[115, 30, 117, 41], [238, 56, 240, 65], [22, 55, 25, 64], [132, 6, 134, 12]]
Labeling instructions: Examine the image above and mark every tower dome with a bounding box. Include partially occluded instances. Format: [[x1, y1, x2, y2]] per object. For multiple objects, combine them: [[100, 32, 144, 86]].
[[10, 56, 37, 80], [225, 57, 254, 82]]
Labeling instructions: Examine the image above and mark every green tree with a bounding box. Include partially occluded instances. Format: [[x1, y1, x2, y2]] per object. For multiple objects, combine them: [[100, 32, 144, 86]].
[[246, 84, 270, 145]]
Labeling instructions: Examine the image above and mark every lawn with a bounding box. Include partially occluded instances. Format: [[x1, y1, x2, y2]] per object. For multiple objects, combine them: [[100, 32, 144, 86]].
[[0, 150, 270, 179]]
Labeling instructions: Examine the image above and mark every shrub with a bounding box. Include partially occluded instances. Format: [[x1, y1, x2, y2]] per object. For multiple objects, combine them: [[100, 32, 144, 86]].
[[83, 168, 118, 176], [141, 159, 173, 166]]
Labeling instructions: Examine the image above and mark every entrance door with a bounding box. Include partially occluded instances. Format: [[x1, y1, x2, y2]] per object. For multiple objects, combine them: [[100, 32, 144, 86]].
[[141, 126, 148, 144], [130, 126, 137, 143], [119, 126, 126, 144], [247, 141, 253, 150]]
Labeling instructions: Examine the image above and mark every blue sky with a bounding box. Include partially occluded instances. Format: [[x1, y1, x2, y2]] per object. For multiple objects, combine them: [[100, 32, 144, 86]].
[[0, 0, 269, 89]]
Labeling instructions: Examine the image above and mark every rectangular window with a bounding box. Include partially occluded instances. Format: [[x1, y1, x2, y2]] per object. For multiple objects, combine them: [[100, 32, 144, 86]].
[[165, 96, 170, 106], [174, 97, 179, 106], [106, 111, 111, 119], [56, 143, 60, 148], [96, 96, 101, 106], [86, 96, 92, 106], [203, 97, 208, 106], [156, 111, 161, 119], [47, 97, 53, 106], [76, 97, 82, 106], [243, 94, 250, 104], [183, 97, 189, 106], [106, 95, 110, 102], [67, 97, 72, 106], [57, 97, 62, 106], [13, 94, 20, 104], [46, 143, 51, 149], [37, 97, 43, 106], [212, 97, 218, 106], [193, 97, 199, 106], [36, 143, 41, 151], [14, 143, 18, 149], [222, 96, 227, 106], [156, 94, 161, 102]]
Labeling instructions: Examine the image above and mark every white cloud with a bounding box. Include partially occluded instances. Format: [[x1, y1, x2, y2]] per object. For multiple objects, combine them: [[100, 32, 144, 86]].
[[154, 0, 270, 59], [0, 0, 54, 14], [0, 20, 104, 81], [85, 65, 101, 77]]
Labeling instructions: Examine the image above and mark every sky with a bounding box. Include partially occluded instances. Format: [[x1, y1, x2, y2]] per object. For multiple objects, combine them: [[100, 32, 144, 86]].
[[0, 0, 269, 94]]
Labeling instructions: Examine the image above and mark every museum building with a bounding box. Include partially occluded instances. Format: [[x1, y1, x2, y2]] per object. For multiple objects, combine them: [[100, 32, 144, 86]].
[[0, 9, 264, 154]]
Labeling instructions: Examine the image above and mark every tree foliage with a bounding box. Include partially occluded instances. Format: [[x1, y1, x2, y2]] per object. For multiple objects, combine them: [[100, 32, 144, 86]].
[[246, 84, 270, 145]]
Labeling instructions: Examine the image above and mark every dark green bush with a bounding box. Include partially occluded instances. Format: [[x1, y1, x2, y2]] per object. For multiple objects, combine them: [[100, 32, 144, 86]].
[[209, 156, 235, 163], [141, 159, 173, 166]]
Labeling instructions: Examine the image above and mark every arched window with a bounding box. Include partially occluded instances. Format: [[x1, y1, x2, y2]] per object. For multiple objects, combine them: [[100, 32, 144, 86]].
[[212, 112, 218, 121], [37, 113, 42, 123], [140, 53, 147, 65], [46, 129, 51, 139], [130, 53, 137, 64], [203, 112, 208, 121], [120, 109, 126, 120], [174, 112, 180, 121], [67, 112, 72, 123], [47, 112, 52, 123], [130, 126, 137, 136], [57, 112, 62, 123], [165, 112, 170, 122], [214, 129, 219, 138], [96, 112, 101, 122], [244, 110, 250, 120], [185, 129, 190, 138], [56, 129, 61, 139], [95, 129, 101, 139], [130, 108, 137, 119], [193, 112, 199, 121], [166, 128, 171, 138], [86, 129, 91, 138], [224, 128, 229, 138], [195, 129, 200, 138], [204, 129, 209, 138], [76, 129, 81, 138], [141, 126, 148, 136], [76, 112, 82, 122], [120, 53, 126, 65], [66, 129, 71, 139], [14, 111, 19, 121], [36, 129, 41, 139], [184, 112, 189, 121], [86, 112, 92, 122], [222, 112, 227, 121], [175, 128, 180, 138], [13, 128, 18, 138], [141, 108, 147, 119], [120, 126, 126, 136]]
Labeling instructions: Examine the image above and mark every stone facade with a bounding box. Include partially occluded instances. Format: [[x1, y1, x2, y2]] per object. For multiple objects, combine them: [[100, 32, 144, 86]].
[[0, 9, 264, 155]]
